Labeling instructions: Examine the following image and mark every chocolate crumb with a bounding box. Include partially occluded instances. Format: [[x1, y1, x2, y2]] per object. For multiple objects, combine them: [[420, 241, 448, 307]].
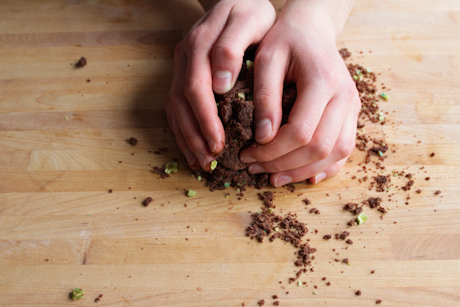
[[430, 152, 435, 157], [342, 258, 349, 264], [142, 197, 153, 206], [355, 290, 361, 296], [376, 300, 382, 304], [425, 177, 430, 181], [345, 239, 353, 244], [129, 137, 138, 146], [434, 190, 441, 195], [371, 270, 375, 274], [416, 189, 422, 193], [258, 300, 265, 306], [108, 189, 113, 193], [323, 234, 332, 240], [76, 57, 87, 67]]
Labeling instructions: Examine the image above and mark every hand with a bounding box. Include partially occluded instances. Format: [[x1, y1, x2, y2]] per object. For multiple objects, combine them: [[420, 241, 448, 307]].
[[164, 0, 276, 171], [239, 0, 359, 186]]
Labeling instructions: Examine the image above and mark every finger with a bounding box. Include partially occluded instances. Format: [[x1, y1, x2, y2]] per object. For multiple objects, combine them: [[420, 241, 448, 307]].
[[211, 8, 276, 94], [170, 43, 215, 170], [270, 97, 360, 187], [308, 158, 348, 184], [165, 100, 200, 169], [240, 79, 333, 163], [183, 7, 233, 154], [309, 96, 361, 184], [250, 42, 288, 144], [248, 87, 356, 174]]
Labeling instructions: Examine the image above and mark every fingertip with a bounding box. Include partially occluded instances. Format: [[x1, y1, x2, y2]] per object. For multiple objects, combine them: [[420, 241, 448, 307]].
[[206, 136, 217, 154], [212, 70, 233, 94], [255, 118, 273, 143], [273, 175, 292, 188], [309, 172, 327, 184]]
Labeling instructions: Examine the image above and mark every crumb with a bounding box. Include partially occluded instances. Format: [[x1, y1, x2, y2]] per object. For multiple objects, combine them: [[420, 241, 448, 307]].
[[142, 197, 153, 206], [129, 137, 138, 146], [75, 57, 87, 67]]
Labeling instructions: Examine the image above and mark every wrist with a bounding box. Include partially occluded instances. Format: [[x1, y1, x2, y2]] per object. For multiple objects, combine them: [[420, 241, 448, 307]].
[[280, 0, 355, 39]]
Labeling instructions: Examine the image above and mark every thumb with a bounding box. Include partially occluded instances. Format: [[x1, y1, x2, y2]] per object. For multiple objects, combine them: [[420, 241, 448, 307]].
[[211, 7, 276, 94]]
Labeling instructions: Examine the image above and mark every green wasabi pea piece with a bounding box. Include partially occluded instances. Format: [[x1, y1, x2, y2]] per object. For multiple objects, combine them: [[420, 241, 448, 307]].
[[237, 92, 245, 99], [187, 189, 196, 197], [357, 213, 369, 225], [381, 92, 389, 100], [164, 162, 178, 174], [210, 160, 218, 171], [246, 60, 254, 70], [72, 288, 84, 300], [223, 182, 230, 188]]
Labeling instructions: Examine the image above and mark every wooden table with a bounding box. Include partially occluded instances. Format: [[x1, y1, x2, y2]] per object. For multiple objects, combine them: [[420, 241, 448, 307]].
[[1, 0, 459, 306]]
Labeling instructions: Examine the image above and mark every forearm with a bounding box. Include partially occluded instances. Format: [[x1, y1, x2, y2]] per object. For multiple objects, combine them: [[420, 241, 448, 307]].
[[280, 0, 356, 39]]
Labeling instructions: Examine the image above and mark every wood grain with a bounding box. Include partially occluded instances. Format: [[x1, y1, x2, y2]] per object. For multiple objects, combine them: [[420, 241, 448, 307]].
[[1, 0, 460, 306]]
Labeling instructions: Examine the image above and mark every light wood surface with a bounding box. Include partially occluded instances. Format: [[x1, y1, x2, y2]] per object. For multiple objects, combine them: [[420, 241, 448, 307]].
[[1, 0, 459, 306]]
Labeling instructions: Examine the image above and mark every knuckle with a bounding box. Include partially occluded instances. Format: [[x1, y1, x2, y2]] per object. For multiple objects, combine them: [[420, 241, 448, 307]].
[[255, 49, 275, 66], [292, 123, 314, 147], [184, 28, 202, 51], [315, 138, 334, 160], [255, 88, 278, 107], [212, 40, 243, 63], [343, 80, 359, 100], [183, 79, 200, 101], [336, 139, 355, 159]]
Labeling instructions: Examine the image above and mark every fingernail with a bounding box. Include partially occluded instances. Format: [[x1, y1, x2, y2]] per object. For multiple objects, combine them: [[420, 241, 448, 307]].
[[255, 118, 272, 142], [184, 148, 196, 166], [213, 70, 233, 93], [241, 156, 256, 163], [274, 175, 292, 187], [314, 172, 327, 184], [248, 165, 265, 174], [206, 136, 216, 153], [196, 152, 207, 168]]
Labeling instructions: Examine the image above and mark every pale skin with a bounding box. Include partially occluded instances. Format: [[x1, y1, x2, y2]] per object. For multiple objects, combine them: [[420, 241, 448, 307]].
[[164, 0, 359, 187]]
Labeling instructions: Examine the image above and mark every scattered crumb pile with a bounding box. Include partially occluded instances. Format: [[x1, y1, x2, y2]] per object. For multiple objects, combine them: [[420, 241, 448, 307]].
[[247, 191, 316, 284]]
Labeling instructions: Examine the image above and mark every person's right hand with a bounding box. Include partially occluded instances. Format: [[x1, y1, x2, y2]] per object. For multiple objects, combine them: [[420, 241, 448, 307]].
[[164, 0, 276, 171]]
